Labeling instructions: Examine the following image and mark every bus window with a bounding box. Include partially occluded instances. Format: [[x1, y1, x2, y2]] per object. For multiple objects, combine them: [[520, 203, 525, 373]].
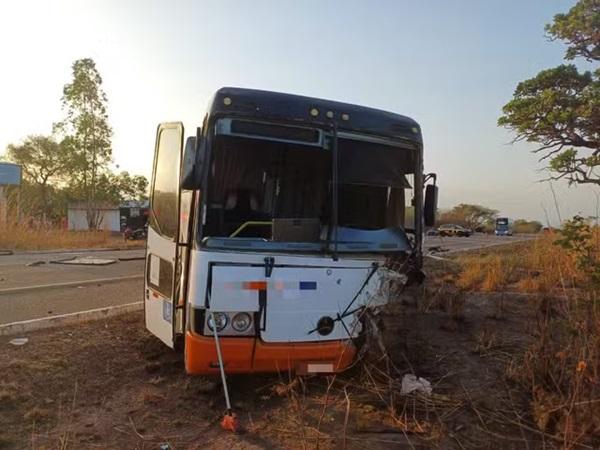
[[150, 127, 181, 239], [204, 136, 331, 240], [337, 138, 415, 232]]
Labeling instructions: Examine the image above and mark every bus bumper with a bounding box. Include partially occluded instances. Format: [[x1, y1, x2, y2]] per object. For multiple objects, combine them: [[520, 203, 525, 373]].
[[184, 331, 357, 375]]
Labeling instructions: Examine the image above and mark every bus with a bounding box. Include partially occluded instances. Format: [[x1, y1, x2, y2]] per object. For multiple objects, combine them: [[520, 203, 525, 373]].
[[145, 87, 438, 375], [495, 217, 512, 236]]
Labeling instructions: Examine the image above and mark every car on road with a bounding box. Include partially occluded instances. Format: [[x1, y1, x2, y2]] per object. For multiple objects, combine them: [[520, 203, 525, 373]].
[[438, 224, 472, 237]]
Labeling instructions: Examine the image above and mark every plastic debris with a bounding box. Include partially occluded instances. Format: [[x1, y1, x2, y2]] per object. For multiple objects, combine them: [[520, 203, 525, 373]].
[[401, 374, 432, 395], [51, 256, 116, 266], [9, 338, 28, 346]]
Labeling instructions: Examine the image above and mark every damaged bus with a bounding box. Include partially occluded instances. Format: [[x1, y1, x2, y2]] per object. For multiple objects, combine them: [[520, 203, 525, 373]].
[[145, 87, 438, 375]]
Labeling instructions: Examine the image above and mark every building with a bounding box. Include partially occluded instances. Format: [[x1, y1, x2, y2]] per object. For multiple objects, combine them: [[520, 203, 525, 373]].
[[67, 202, 121, 232], [119, 200, 149, 230]]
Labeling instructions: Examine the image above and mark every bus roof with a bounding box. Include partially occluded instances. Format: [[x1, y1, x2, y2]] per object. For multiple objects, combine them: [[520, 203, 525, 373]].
[[206, 87, 422, 144]]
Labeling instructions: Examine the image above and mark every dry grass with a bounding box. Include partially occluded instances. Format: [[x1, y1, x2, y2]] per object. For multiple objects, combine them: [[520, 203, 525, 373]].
[[0, 222, 139, 250], [453, 229, 600, 448], [455, 233, 590, 294]]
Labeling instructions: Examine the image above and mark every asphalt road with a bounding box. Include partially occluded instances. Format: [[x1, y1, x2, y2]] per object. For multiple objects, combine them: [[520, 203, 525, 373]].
[[0, 249, 145, 325], [423, 233, 535, 254], [0, 234, 534, 325]]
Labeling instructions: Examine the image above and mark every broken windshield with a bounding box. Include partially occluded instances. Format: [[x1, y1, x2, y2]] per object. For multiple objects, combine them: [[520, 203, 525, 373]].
[[201, 125, 417, 253]]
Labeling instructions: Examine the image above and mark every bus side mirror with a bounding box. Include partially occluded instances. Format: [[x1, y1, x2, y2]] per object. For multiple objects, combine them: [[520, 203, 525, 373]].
[[424, 183, 438, 227], [180, 135, 204, 190]]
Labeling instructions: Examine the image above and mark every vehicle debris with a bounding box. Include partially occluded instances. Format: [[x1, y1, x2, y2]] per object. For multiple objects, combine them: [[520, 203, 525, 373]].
[[117, 256, 145, 261], [50, 256, 117, 266], [401, 374, 432, 395], [26, 260, 46, 267]]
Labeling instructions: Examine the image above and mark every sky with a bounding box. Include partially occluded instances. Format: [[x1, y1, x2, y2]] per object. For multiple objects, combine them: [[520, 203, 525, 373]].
[[0, 0, 597, 225]]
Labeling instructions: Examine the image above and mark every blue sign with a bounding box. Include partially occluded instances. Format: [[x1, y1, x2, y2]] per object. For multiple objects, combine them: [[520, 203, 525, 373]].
[[0, 163, 21, 186]]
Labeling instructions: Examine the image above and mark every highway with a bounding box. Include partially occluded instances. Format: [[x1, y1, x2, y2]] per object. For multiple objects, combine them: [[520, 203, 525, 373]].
[[0, 249, 145, 325], [0, 234, 534, 325], [423, 233, 534, 254]]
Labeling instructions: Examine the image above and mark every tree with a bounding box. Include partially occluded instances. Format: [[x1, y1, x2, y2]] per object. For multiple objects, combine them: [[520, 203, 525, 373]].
[[4, 135, 70, 220], [499, 0, 600, 185], [55, 58, 112, 229], [546, 0, 600, 61], [112, 171, 149, 202], [438, 204, 498, 231], [513, 219, 543, 234]]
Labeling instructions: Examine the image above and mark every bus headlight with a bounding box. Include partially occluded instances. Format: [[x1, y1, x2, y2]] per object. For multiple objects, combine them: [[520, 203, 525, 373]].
[[207, 312, 228, 332], [231, 312, 252, 332]]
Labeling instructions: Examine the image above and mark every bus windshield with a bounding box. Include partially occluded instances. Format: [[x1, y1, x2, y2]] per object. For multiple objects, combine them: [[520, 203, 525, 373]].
[[201, 123, 416, 253]]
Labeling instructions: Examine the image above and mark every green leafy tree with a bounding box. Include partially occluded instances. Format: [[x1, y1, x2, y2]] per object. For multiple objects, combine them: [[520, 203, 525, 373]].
[[499, 0, 600, 185], [546, 0, 600, 61], [554, 215, 600, 283], [62, 171, 148, 206], [55, 58, 113, 229], [4, 135, 70, 220], [112, 171, 149, 202]]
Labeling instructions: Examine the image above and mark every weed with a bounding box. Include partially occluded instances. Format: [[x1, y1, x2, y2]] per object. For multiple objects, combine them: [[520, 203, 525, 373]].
[[24, 406, 52, 422], [454, 227, 600, 447], [0, 221, 138, 250], [474, 330, 497, 354]]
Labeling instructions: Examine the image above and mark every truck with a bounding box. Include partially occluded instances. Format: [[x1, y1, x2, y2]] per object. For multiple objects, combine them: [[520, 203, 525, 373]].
[[495, 217, 512, 236]]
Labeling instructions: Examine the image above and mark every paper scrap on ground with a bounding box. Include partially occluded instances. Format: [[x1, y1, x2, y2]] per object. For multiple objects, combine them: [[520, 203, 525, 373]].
[[401, 374, 432, 395], [9, 337, 28, 346]]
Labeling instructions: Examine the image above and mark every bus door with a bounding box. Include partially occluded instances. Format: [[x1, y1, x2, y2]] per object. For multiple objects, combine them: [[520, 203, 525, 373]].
[[145, 122, 184, 347]]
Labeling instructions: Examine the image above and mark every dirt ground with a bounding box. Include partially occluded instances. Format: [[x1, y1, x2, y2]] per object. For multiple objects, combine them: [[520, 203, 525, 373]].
[[0, 261, 551, 449]]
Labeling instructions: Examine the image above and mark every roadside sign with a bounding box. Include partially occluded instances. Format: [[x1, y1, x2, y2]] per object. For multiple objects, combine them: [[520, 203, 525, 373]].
[[0, 163, 21, 186]]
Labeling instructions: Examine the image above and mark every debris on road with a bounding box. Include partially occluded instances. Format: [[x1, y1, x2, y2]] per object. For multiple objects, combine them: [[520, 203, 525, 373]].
[[50, 256, 117, 266], [0, 250, 14, 256], [26, 260, 46, 267], [9, 337, 28, 346], [427, 245, 449, 254], [117, 255, 145, 261], [401, 374, 432, 395]]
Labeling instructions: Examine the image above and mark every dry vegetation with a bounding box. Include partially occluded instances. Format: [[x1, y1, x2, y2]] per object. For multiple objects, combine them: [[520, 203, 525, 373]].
[[0, 222, 139, 251], [447, 228, 600, 448], [455, 233, 591, 294]]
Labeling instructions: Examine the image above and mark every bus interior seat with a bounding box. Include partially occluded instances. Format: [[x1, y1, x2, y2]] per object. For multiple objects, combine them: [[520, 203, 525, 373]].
[[223, 189, 270, 237]]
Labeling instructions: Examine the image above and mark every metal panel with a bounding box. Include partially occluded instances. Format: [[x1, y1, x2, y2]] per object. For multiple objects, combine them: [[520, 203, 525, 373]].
[[261, 266, 372, 343], [0, 163, 21, 186], [210, 266, 263, 312]]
